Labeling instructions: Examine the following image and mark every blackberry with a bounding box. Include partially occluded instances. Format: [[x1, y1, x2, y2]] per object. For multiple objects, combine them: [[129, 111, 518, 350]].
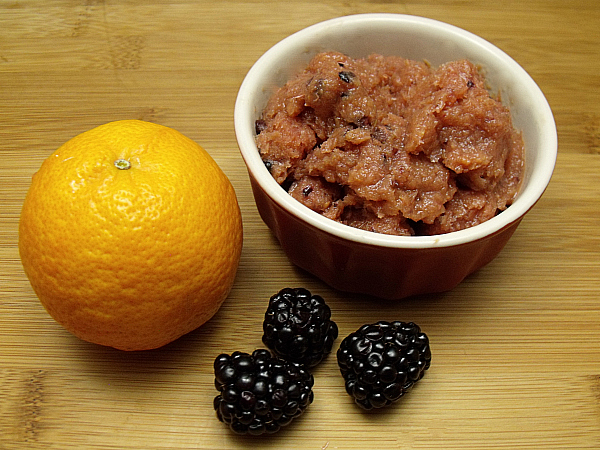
[[262, 288, 338, 368], [213, 349, 314, 435], [337, 321, 431, 410]]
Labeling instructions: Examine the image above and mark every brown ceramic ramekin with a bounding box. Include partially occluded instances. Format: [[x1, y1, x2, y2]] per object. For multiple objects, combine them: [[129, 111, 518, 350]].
[[235, 14, 557, 299]]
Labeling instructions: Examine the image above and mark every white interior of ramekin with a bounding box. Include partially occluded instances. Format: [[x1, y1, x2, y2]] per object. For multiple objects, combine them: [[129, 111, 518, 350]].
[[235, 13, 557, 249]]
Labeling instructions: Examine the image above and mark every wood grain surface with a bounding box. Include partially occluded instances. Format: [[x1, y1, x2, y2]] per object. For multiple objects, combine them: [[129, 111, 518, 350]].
[[1, 1, 599, 449]]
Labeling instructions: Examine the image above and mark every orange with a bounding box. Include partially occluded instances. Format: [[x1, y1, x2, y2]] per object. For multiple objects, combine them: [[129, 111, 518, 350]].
[[18, 120, 243, 351]]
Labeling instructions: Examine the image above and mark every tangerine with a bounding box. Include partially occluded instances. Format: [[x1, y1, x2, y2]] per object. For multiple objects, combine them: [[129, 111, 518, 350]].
[[18, 120, 243, 351]]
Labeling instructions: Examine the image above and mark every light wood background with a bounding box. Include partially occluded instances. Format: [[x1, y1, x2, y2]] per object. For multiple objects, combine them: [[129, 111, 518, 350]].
[[1, 1, 599, 449]]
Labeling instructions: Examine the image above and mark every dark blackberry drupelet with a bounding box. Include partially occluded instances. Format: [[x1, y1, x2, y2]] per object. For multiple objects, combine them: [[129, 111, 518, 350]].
[[337, 321, 431, 410], [262, 288, 338, 368], [213, 349, 314, 435]]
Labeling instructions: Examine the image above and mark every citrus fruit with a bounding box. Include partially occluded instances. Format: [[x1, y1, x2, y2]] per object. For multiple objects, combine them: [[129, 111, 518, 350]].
[[18, 120, 243, 351]]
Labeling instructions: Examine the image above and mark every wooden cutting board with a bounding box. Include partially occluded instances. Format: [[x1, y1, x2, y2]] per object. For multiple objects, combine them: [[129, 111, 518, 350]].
[[1, 1, 599, 449]]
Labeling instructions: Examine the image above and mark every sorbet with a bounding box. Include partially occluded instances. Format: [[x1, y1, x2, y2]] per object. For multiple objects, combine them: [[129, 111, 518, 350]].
[[255, 52, 524, 236]]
